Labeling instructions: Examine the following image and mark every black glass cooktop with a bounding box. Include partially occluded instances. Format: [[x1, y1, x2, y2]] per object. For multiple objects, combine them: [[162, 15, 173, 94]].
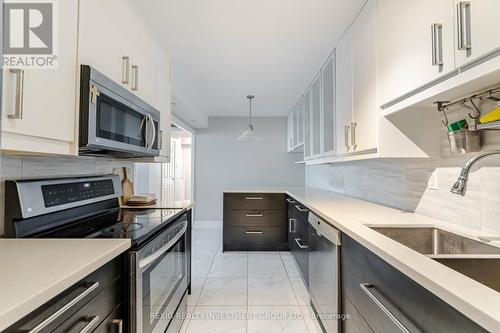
[[34, 208, 184, 246]]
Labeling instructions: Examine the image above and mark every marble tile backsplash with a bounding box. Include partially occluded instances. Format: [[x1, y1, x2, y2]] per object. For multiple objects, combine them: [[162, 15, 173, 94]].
[[306, 156, 500, 235], [0, 155, 134, 235]]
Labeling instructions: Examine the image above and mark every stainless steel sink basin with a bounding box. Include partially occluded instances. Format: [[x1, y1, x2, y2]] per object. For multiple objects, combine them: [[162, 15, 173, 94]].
[[369, 226, 500, 292]]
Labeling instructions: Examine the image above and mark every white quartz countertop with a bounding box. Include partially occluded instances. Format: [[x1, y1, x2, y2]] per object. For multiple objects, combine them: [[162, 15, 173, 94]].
[[223, 187, 500, 332], [0, 239, 130, 331]]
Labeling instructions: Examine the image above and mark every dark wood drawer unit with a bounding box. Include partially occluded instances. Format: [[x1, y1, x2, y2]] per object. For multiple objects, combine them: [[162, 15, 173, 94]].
[[224, 226, 286, 251], [6, 256, 125, 333], [224, 209, 285, 227], [223, 193, 287, 251], [342, 235, 488, 333], [343, 296, 373, 333], [224, 193, 286, 210], [287, 197, 309, 284]]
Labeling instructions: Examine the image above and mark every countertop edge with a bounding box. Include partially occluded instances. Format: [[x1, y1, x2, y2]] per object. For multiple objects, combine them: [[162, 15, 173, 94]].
[[0, 239, 130, 331]]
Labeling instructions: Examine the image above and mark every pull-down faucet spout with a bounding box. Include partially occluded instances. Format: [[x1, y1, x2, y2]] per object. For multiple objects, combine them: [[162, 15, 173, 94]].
[[451, 151, 500, 196]]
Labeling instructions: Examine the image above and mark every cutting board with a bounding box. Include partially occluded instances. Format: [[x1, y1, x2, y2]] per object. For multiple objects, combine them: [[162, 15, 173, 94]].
[[121, 167, 134, 204]]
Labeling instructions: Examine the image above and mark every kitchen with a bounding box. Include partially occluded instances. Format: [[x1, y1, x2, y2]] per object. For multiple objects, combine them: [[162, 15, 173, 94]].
[[1, 0, 500, 332]]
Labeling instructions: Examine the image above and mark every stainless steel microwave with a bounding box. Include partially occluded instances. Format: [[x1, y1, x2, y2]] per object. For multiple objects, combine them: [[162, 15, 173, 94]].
[[79, 65, 161, 157]]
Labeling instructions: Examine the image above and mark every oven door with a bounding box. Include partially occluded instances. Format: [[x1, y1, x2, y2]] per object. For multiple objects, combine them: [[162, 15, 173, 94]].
[[132, 219, 188, 333]]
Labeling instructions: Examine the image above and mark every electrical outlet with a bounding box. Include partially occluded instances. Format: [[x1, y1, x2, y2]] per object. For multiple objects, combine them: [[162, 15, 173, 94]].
[[428, 171, 439, 190]]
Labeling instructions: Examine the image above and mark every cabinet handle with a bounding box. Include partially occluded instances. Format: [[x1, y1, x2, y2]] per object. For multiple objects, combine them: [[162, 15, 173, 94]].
[[350, 122, 357, 151], [159, 130, 163, 150], [457, 1, 471, 50], [431, 23, 444, 66], [359, 283, 410, 333], [246, 230, 263, 234], [132, 65, 139, 91], [122, 56, 130, 84], [8, 69, 24, 119], [294, 238, 309, 249], [28, 282, 100, 333], [344, 125, 350, 151], [286, 198, 296, 203], [78, 316, 100, 333], [294, 205, 308, 213], [245, 197, 263, 200], [289, 218, 296, 233], [112, 319, 123, 333], [246, 213, 263, 217]]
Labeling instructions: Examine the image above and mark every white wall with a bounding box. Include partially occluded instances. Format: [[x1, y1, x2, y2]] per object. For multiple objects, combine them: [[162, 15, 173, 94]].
[[194, 117, 305, 222]]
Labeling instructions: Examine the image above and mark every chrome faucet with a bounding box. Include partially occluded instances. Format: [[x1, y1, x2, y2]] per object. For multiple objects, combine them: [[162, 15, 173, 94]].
[[451, 150, 500, 196]]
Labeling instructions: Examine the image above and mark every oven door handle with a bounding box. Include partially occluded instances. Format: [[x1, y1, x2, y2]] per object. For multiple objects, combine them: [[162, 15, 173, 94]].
[[138, 221, 187, 269]]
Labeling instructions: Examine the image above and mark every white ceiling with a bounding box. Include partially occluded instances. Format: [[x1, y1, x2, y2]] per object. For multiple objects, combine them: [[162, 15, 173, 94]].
[[131, 0, 366, 128]]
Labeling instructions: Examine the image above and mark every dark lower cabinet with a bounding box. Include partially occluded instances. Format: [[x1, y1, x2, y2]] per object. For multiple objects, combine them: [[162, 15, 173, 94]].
[[6, 256, 125, 333], [341, 235, 488, 333], [223, 193, 287, 251], [287, 197, 309, 284]]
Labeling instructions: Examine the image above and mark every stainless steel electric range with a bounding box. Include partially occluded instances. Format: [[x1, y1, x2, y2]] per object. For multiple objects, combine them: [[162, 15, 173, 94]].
[[4, 175, 191, 333]]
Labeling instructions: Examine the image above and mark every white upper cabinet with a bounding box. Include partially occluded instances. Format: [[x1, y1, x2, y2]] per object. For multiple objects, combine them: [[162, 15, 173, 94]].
[[286, 98, 305, 153], [79, 0, 160, 107], [304, 87, 312, 159], [311, 74, 322, 157], [378, 0, 456, 106], [454, 0, 500, 66], [297, 97, 305, 145], [1, 0, 79, 155], [321, 53, 336, 155], [351, 0, 378, 152], [335, 29, 353, 155], [287, 109, 294, 151]]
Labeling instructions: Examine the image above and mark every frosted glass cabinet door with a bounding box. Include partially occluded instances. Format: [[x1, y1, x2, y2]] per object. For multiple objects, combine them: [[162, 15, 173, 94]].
[[287, 113, 293, 151], [311, 74, 321, 156], [304, 88, 312, 159], [322, 53, 336, 155], [336, 29, 353, 155], [292, 107, 298, 147], [298, 96, 305, 145]]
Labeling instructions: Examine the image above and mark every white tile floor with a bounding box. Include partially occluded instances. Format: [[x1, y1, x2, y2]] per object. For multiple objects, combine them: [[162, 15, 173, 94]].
[[181, 225, 323, 333]]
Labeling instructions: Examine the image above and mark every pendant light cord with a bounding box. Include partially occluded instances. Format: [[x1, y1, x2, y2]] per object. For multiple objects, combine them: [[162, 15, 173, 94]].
[[249, 98, 253, 127]]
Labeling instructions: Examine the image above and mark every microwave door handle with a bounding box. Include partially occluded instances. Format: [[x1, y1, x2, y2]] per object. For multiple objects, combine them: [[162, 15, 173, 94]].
[[148, 114, 157, 149], [138, 222, 188, 270], [141, 115, 148, 148]]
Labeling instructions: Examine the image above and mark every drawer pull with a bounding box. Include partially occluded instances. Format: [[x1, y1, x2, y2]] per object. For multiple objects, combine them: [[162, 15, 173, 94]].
[[289, 219, 296, 233], [112, 319, 123, 333], [295, 205, 308, 213], [79, 316, 100, 333], [245, 213, 263, 217], [360, 283, 410, 333], [28, 282, 100, 333], [286, 198, 296, 203], [295, 238, 309, 249], [246, 197, 263, 200], [246, 230, 263, 234]]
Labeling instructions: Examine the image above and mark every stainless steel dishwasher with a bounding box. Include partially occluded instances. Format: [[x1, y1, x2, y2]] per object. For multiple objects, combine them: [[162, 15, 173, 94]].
[[308, 212, 341, 333]]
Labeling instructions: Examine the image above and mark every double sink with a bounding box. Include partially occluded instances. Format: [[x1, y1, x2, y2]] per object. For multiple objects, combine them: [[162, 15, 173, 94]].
[[370, 226, 500, 292]]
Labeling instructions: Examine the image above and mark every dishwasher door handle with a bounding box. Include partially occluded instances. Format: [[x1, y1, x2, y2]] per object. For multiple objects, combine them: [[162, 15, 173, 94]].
[[295, 238, 309, 249]]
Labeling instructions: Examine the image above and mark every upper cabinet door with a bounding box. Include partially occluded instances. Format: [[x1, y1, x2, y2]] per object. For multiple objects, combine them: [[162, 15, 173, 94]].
[[287, 112, 293, 152], [321, 53, 336, 155], [455, 0, 500, 66], [351, 0, 378, 152], [311, 74, 322, 157], [336, 29, 353, 155], [1, 0, 79, 154], [303, 87, 312, 159], [378, 0, 455, 106], [297, 96, 305, 146], [79, 0, 127, 86]]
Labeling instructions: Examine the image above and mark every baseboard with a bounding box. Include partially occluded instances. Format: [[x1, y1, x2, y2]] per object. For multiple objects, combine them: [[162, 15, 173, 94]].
[[193, 220, 222, 229]]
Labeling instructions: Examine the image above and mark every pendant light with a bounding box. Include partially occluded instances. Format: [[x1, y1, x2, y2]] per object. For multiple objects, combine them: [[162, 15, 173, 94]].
[[238, 95, 263, 141]]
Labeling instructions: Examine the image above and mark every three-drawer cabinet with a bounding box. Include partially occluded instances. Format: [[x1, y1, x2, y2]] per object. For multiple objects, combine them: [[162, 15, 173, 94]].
[[223, 193, 287, 251]]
